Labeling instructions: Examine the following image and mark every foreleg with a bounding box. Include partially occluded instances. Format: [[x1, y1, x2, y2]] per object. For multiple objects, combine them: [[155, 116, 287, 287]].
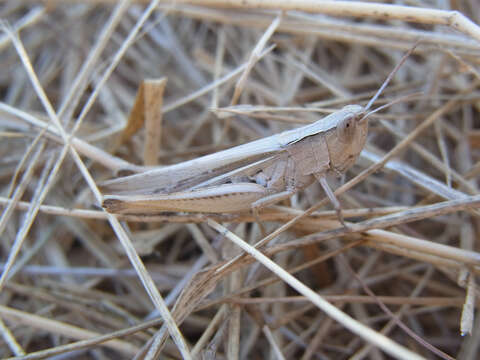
[[315, 174, 347, 227]]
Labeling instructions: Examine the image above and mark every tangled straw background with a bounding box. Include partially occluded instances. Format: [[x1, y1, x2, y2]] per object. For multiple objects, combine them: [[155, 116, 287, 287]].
[[1, 1, 480, 359]]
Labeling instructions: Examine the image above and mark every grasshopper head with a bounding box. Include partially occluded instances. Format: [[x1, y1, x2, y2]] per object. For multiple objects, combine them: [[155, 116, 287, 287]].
[[327, 104, 368, 173], [336, 105, 366, 144]]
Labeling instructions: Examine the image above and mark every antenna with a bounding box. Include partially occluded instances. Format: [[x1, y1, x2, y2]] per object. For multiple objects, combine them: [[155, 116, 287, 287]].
[[364, 41, 420, 112], [360, 92, 423, 122]]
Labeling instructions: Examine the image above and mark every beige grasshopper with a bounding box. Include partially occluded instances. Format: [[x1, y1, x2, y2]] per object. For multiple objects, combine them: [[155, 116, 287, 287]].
[[102, 46, 415, 222], [102, 105, 365, 221]]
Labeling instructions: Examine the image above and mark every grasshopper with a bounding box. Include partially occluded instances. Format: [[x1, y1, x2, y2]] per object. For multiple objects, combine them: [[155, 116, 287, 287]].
[[102, 45, 416, 224]]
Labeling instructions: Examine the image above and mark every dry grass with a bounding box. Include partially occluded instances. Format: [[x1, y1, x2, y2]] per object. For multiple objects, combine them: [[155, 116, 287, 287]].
[[1, 1, 480, 359]]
